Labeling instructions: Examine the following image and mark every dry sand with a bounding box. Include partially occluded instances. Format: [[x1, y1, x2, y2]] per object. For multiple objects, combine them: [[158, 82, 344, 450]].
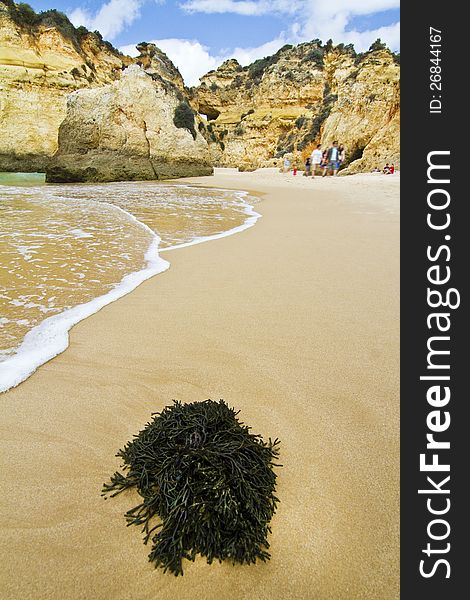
[[0, 169, 400, 599]]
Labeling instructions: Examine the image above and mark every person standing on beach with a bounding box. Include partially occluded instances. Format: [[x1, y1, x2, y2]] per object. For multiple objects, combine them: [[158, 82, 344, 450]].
[[320, 150, 328, 175], [310, 144, 323, 178], [283, 157, 290, 173], [323, 141, 340, 177], [304, 156, 311, 176], [338, 144, 346, 169]]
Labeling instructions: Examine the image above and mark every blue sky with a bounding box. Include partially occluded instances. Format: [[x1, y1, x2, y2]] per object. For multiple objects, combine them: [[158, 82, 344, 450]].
[[27, 1, 400, 85]]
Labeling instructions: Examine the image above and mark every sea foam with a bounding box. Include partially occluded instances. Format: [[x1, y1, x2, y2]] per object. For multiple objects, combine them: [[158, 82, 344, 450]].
[[0, 191, 260, 393], [160, 191, 260, 252]]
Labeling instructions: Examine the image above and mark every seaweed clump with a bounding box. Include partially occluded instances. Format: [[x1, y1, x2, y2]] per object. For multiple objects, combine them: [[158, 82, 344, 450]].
[[103, 399, 281, 576]]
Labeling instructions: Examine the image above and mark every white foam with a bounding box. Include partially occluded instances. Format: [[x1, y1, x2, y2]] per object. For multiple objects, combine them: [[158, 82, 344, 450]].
[[0, 189, 260, 394], [160, 192, 261, 252], [17, 245, 38, 261], [70, 228, 93, 239], [0, 204, 169, 393]]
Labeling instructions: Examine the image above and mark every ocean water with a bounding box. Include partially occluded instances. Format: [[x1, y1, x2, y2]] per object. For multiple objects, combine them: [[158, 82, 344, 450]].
[[0, 175, 260, 392]]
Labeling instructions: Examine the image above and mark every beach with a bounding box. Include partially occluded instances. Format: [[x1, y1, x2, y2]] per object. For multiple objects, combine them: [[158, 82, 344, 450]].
[[0, 169, 399, 599]]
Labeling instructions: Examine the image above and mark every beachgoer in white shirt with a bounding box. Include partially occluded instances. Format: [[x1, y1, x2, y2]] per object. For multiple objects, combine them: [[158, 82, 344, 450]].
[[310, 144, 323, 178]]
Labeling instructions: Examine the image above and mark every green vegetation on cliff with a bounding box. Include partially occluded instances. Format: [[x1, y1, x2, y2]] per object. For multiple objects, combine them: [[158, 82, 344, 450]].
[[173, 101, 197, 140]]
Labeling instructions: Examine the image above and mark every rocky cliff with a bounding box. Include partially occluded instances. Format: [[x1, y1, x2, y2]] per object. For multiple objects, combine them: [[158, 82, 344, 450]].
[[0, 0, 134, 171], [1, 0, 399, 176], [46, 64, 212, 182], [192, 40, 400, 172], [133, 41, 185, 92]]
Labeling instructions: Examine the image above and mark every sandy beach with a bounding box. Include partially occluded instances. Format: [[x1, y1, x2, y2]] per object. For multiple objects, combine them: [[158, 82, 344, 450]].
[[0, 169, 399, 599]]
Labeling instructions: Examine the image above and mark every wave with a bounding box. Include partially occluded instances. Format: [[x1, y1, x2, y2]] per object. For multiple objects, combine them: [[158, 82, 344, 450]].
[[0, 191, 260, 393]]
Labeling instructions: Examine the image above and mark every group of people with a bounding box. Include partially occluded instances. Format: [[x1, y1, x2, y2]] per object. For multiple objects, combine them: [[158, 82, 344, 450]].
[[371, 163, 396, 174], [282, 141, 345, 177], [283, 144, 397, 178], [305, 141, 345, 178]]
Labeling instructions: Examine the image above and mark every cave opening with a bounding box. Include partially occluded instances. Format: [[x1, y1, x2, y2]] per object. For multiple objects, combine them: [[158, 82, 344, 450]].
[[343, 145, 365, 168], [198, 107, 221, 121]]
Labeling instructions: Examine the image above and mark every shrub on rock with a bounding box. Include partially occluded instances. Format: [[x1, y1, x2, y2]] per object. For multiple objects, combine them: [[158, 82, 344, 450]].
[[173, 101, 197, 140]]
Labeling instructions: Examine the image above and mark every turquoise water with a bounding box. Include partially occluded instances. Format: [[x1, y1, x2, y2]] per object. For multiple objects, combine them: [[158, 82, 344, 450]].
[[0, 173, 46, 186]]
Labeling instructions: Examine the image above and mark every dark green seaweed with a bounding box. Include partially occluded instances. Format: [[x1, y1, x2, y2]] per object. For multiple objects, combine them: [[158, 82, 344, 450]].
[[102, 399, 281, 575]]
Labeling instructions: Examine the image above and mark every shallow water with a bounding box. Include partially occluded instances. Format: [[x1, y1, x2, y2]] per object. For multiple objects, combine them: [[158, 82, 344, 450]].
[[0, 176, 259, 391]]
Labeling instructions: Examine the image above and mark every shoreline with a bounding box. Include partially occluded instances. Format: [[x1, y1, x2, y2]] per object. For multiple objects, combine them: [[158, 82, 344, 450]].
[[0, 169, 399, 599], [0, 185, 260, 393]]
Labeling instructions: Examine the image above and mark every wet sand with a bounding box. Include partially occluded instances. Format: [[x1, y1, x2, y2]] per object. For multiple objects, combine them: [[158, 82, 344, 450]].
[[0, 169, 399, 599]]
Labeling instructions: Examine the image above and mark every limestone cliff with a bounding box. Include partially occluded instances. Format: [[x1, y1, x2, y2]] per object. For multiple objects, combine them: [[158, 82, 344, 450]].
[[0, 0, 134, 171], [1, 0, 399, 176], [46, 65, 212, 182], [134, 42, 185, 92], [193, 40, 400, 172], [320, 47, 400, 173]]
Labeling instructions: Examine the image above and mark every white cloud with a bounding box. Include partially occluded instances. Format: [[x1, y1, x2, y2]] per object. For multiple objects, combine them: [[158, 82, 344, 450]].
[[182, 0, 398, 16], [70, 0, 399, 53], [181, 0, 301, 15], [81, 0, 400, 86], [121, 39, 220, 85], [292, 0, 400, 52], [181, 0, 400, 52], [69, 0, 142, 39], [120, 35, 288, 86], [314, 21, 400, 53], [69, 0, 165, 40], [311, 0, 399, 17], [229, 36, 288, 65]]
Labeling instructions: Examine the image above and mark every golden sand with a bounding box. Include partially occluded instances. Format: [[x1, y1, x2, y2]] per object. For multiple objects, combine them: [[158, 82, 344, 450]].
[[0, 169, 399, 599]]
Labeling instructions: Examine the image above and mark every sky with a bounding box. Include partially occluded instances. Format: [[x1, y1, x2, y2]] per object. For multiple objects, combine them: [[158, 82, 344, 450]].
[[27, 0, 400, 86]]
